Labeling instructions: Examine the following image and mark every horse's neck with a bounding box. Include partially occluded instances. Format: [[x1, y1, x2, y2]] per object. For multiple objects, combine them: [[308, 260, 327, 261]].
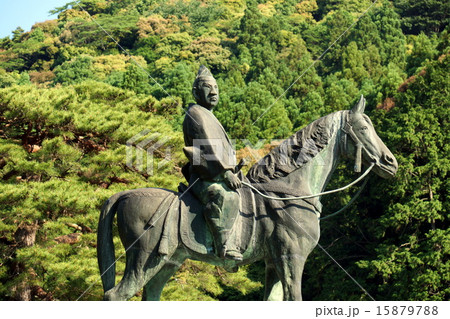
[[278, 114, 342, 196]]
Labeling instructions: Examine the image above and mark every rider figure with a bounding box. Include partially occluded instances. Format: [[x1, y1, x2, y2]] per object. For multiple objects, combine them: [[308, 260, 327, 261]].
[[182, 65, 243, 261]]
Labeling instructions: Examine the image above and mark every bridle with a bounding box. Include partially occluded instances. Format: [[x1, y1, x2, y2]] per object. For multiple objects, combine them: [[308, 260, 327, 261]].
[[241, 110, 377, 219], [341, 110, 378, 173]]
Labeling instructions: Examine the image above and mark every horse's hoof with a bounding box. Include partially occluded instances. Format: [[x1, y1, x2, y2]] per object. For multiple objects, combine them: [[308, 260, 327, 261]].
[[230, 266, 239, 273], [224, 265, 239, 273]]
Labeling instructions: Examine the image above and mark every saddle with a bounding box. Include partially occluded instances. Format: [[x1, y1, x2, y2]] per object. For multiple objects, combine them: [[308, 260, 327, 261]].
[[155, 175, 257, 258]]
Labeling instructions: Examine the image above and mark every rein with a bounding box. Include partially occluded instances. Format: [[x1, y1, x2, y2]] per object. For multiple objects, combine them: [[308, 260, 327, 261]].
[[241, 163, 374, 201], [241, 163, 373, 220]]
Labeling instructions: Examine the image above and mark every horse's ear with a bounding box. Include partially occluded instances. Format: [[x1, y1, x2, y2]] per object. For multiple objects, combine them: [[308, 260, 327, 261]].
[[351, 95, 366, 114]]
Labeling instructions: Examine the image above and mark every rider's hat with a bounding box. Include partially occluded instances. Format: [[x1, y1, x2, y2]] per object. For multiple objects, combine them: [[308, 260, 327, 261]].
[[193, 65, 215, 91]]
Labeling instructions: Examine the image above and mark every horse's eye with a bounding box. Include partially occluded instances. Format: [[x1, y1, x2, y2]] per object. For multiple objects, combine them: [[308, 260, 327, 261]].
[[360, 126, 368, 132]]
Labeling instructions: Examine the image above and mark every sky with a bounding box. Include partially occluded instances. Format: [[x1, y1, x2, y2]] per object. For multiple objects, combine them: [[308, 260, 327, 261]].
[[0, 0, 70, 38]]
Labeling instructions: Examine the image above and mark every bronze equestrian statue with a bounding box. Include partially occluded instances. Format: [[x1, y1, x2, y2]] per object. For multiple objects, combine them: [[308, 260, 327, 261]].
[[97, 67, 398, 300]]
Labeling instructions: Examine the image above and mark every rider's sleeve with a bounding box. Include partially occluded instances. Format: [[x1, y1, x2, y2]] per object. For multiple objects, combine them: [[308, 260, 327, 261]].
[[183, 105, 235, 181]]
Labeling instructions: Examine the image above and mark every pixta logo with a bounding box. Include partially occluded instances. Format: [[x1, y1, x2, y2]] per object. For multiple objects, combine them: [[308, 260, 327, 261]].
[[126, 130, 172, 175]]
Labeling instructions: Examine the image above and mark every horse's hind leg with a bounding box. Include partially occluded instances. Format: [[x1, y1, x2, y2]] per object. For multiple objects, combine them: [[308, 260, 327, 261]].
[[104, 249, 165, 301], [142, 249, 186, 301]]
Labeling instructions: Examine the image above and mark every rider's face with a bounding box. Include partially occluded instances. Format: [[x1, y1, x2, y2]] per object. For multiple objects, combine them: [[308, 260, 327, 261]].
[[196, 78, 219, 110]]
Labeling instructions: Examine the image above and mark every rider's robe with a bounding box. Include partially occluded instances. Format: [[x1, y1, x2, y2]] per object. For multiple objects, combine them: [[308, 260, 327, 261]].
[[183, 104, 236, 181]]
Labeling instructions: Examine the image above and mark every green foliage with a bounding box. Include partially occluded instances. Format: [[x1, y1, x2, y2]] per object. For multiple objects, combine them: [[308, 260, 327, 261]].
[[394, 0, 450, 35], [0, 0, 448, 301], [11, 27, 25, 42], [120, 63, 152, 94], [406, 33, 439, 76], [154, 0, 227, 31], [158, 61, 196, 105], [64, 13, 139, 51], [315, 0, 373, 20], [161, 261, 263, 301], [0, 70, 30, 88], [54, 55, 96, 84]]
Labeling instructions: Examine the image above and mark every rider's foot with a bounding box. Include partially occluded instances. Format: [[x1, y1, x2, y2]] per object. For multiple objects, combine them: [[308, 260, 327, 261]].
[[223, 249, 243, 261]]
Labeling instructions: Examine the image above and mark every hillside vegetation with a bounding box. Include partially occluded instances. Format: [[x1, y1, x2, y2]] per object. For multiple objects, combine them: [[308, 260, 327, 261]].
[[0, 0, 448, 300]]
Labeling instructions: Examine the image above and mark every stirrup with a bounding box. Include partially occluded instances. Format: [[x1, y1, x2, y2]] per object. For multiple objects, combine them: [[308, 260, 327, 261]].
[[223, 248, 243, 261], [178, 182, 188, 193]]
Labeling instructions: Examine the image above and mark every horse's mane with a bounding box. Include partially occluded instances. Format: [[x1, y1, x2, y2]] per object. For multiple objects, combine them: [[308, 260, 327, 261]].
[[247, 112, 341, 183]]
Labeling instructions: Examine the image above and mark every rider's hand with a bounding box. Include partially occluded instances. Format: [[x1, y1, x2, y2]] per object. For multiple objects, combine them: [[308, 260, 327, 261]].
[[224, 170, 241, 190]]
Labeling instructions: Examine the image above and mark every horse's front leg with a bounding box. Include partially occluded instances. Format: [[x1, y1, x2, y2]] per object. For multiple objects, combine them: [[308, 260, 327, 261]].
[[269, 228, 309, 301], [264, 260, 283, 301]]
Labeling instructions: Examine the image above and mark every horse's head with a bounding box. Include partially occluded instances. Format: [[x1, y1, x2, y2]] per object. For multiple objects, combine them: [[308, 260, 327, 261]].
[[342, 95, 398, 179]]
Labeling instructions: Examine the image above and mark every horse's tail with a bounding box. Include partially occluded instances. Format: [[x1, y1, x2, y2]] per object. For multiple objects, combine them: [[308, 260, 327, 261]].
[[97, 193, 122, 293]]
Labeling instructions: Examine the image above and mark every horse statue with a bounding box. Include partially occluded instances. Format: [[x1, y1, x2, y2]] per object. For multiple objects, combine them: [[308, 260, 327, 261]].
[[97, 96, 398, 300]]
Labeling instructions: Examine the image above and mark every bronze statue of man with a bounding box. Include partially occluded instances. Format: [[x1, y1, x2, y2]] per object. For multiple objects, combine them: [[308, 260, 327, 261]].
[[182, 65, 243, 261]]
